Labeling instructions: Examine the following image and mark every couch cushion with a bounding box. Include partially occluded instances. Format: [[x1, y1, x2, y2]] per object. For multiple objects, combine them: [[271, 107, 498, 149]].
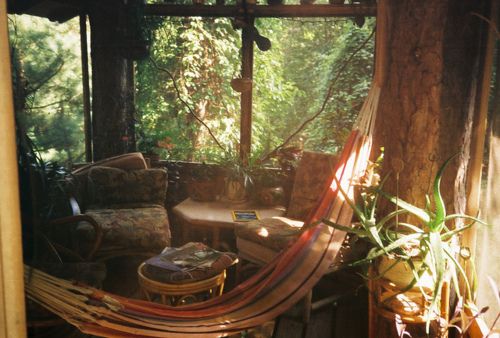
[[76, 206, 171, 253], [86, 166, 167, 207], [234, 216, 304, 252]]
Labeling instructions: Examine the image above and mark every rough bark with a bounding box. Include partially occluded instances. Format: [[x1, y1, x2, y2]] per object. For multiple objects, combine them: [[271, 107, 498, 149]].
[[372, 0, 488, 336], [89, 1, 136, 161], [374, 0, 486, 218]]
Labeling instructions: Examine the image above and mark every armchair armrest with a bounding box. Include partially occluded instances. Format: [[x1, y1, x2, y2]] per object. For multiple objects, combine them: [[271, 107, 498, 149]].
[[49, 214, 103, 262]]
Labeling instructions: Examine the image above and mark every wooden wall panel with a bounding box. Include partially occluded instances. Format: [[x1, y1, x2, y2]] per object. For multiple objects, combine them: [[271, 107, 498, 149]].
[[0, 1, 27, 337]]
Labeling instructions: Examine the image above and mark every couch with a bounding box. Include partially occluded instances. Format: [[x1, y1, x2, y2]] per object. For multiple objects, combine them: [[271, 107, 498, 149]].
[[70, 152, 171, 261]]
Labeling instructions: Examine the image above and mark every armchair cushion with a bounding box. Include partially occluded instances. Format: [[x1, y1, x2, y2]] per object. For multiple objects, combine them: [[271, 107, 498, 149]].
[[86, 166, 167, 207], [72, 152, 147, 175], [76, 205, 171, 254], [234, 216, 304, 252]]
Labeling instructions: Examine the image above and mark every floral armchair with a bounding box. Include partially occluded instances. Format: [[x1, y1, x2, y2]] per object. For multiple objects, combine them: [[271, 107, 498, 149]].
[[70, 153, 171, 261], [235, 151, 338, 265]]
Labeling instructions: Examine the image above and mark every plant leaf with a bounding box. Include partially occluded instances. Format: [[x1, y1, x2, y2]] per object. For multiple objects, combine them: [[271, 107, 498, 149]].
[[428, 231, 445, 330], [350, 233, 423, 266], [335, 177, 367, 224], [430, 154, 457, 232], [377, 190, 431, 224], [322, 219, 368, 237]]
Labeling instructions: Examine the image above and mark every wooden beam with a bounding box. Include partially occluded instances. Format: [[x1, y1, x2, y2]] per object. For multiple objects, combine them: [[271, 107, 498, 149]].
[[144, 4, 376, 18], [240, 23, 254, 163], [80, 14, 92, 163], [0, 1, 27, 337]]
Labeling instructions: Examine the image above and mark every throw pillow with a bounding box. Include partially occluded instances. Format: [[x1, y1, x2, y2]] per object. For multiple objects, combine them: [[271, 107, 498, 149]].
[[87, 166, 167, 206]]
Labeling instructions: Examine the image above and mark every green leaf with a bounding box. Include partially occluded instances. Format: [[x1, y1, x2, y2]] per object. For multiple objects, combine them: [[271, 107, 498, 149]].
[[443, 246, 472, 301], [322, 219, 368, 237], [429, 155, 457, 232], [427, 231, 445, 329], [377, 190, 431, 224], [350, 233, 423, 266]]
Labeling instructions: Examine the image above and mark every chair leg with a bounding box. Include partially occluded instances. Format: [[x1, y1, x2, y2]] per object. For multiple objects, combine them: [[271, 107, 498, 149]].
[[300, 289, 312, 337], [302, 289, 312, 324]]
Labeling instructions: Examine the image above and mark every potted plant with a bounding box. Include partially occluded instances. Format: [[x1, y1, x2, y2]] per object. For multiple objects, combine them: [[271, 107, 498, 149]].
[[187, 162, 220, 202], [218, 150, 255, 203], [325, 154, 488, 335], [252, 168, 285, 206]]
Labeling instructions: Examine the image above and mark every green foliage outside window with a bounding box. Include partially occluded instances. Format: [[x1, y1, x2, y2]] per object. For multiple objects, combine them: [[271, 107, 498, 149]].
[[9, 15, 84, 165], [9, 13, 374, 166]]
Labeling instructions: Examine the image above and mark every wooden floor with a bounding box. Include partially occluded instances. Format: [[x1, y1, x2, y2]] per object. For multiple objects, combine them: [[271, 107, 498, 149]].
[[271, 287, 368, 338]]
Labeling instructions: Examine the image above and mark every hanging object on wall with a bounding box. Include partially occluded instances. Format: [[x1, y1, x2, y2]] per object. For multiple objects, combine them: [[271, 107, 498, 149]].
[[249, 26, 271, 51]]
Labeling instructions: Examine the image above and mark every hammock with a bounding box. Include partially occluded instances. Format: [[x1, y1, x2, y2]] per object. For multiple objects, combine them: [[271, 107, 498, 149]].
[[24, 84, 379, 338], [24, 3, 388, 335]]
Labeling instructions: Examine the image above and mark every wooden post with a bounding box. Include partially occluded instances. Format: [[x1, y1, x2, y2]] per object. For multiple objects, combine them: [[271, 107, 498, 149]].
[[80, 14, 92, 163], [0, 1, 27, 337], [462, 0, 497, 290], [240, 22, 254, 163], [89, 1, 136, 161]]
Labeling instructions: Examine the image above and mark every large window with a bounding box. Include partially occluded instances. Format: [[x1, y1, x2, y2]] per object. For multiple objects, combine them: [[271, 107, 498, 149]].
[[135, 16, 375, 163]]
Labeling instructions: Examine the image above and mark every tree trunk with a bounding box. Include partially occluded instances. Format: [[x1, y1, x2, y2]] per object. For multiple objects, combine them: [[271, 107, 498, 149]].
[[89, 1, 136, 161], [374, 0, 487, 217], [372, 0, 489, 336]]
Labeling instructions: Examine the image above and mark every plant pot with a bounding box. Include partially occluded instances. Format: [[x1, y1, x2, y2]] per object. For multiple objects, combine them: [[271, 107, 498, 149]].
[[188, 180, 218, 202], [373, 256, 437, 322], [224, 179, 247, 203], [257, 186, 284, 206], [230, 78, 252, 93], [377, 256, 433, 291]]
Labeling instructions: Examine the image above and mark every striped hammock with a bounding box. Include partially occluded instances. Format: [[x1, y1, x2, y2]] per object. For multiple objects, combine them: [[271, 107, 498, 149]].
[[24, 82, 381, 338]]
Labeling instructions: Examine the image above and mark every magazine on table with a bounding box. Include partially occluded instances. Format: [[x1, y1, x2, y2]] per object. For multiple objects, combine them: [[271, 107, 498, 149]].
[[145, 242, 224, 272]]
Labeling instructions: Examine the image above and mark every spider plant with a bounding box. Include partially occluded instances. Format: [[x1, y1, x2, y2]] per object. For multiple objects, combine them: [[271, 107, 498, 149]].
[[325, 154, 488, 331]]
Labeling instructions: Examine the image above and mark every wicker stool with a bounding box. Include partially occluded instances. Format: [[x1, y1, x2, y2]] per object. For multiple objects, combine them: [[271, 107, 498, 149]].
[[137, 262, 226, 306]]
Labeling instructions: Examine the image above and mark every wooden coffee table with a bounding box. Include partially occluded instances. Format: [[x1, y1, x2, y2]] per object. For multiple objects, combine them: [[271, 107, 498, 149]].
[[172, 198, 285, 250]]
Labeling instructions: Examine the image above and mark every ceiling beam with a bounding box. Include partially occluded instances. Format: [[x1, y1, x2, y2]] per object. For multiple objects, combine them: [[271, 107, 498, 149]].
[[144, 4, 376, 18]]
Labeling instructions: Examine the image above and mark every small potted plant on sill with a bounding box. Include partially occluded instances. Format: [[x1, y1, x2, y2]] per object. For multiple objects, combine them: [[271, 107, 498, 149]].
[[187, 162, 220, 202], [325, 154, 488, 336], [218, 150, 256, 203], [252, 168, 285, 207]]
